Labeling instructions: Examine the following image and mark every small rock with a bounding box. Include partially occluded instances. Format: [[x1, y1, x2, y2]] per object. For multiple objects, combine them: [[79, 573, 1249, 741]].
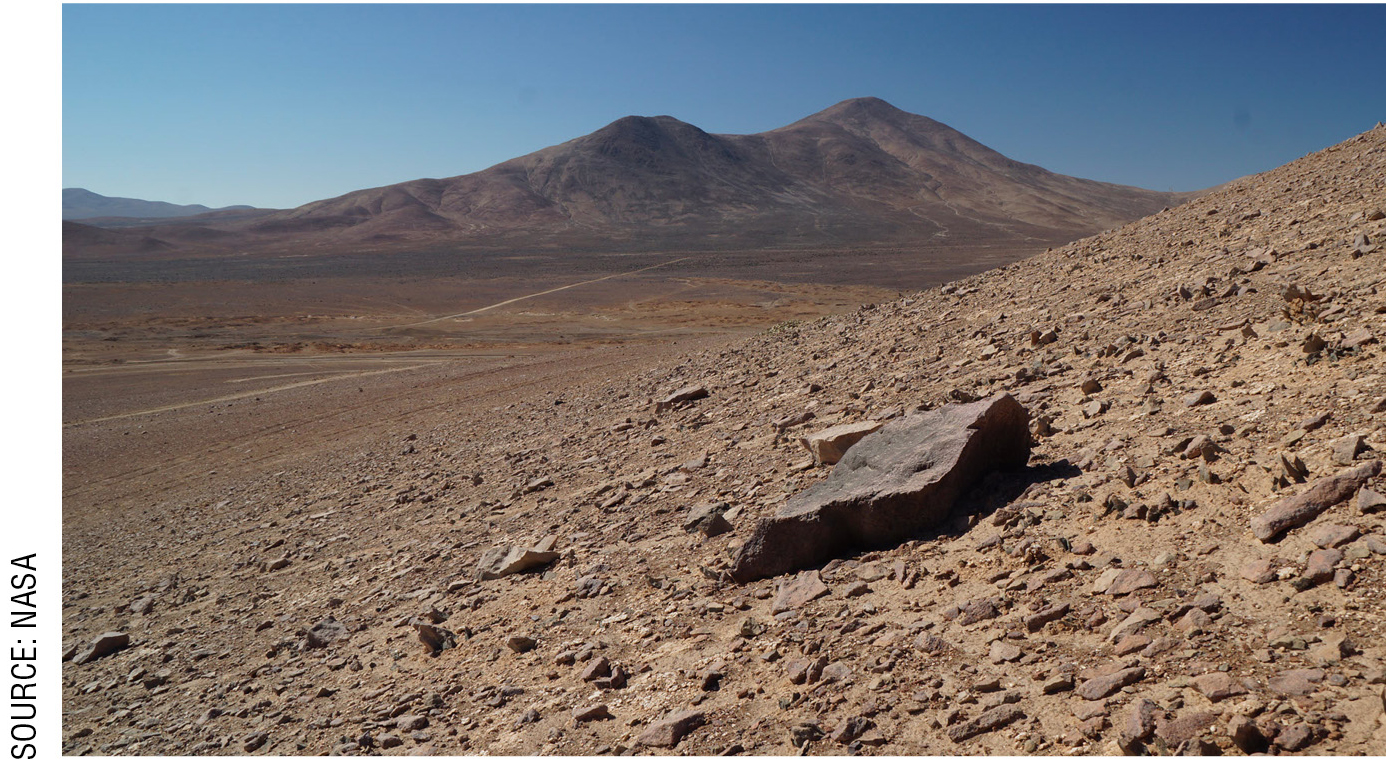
[[505, 635, 537, 654], [572, 704, 613, 723], [1077, 666, 1145, 700], [636, 709, 706, 748], [304, 618, 349, 649], [1191, 672, 1248, 702], [772, 571, 830, 613], [945, 704, 1025, 742], [1184, 390, 1215, 407], [1269, 668, 1324, 696], [72, 632, 130, 665], [243, 732, 269, 752]]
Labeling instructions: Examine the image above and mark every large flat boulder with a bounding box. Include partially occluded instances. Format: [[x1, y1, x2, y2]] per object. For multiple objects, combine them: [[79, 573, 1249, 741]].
[[730, 393, 1030, 582]]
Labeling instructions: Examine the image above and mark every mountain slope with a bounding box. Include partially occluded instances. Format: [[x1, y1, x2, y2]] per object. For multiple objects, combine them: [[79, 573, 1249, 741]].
[[60, 124, 1386, 755], [66, 98, 1193, 257], [62, 188, 256, 221]]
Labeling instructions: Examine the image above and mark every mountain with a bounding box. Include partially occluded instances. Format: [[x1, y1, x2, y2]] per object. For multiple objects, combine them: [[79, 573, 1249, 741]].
[[62, 188, 257, 222], [64, 98, 1195, 257]]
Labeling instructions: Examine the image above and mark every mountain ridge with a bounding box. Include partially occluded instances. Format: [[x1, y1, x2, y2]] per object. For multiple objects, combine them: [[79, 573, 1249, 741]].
[[64, 98, 1197, 258]]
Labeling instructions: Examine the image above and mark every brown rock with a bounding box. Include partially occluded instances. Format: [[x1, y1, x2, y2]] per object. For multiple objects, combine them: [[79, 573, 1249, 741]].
[[304, 618, 349, 649], [1269, 668, 1324, 696], [945, 704, 1025, 742], [1190, 672, 1247, 702], [411, 622, 457, 655], [1104, 568, 1158, 596], [799, 420, 885, 465], [656, 385, 708, 411], [730, 394, 1031, 582], [580, 656, 611, 682], [1250, 460, 1382, 541], [1118, 698, 1160, 752], [1077, 666, 1145, 700], [572, 703, 613, 723], [1023, 602, 1070, 632], [1331, 434, 1366, 465], [1308, 523, 1359, 548], [1240, 557, 1276, 584], [772, 570, 829, 613], [1184, 390, 1215, 407], [505, 635, 537, 653], [636, 709, 706, 748], [1359, 487, 1386, 514], [1154, 711, 1216, 748], [1114, 634, 1152, 656], [476, 544, 560, 580], [1302, 548, 1343, 585]]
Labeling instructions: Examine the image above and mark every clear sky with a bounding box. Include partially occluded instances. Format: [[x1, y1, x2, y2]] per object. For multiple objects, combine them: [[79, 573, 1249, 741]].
[[62, 3, 1386, 210]]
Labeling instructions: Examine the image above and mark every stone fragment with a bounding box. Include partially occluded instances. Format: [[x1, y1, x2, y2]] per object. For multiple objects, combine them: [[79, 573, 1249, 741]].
[[73, 632, 130, 665], [1250, 460, 1382, 541], [949, 597, 999, 626], [1118, 699, 1159, 753], [684, 503, 732, 538], [1274, 723, 1317, 751], [1359, 487, 1386, 514], [1269, 668, 1324, 696], [1155, 711, 1216, 748], [377, 733, 402, 749], [1331, 434, 1366, 465], [581, 656, 611, 682], [1228, 715, 1268, 754], [1184, 390, 1215, 407], [636, 709, 706, 748], [412, 622, 457, 655], [1240, 557, 1276, 584], [1300, 411, 1331, 431], [476, 543, 560, 580], [1302, 548, 1342, 585], [1077, 666, 1145, 700], [988, 640, 1022, 663], [1104, 568, 1158, 596], [243, 732, 268, 752], [505, 635, 537, 654], [1308, 523, 1359, 548], [945, 704, 1024, 742], [731, 394, 1031, 582], [1108, 607, 1161, 642], [830, 716, 873, 745], [304, 618, 349, 649], [772, 570, 829, 613], [129, 595, 156, 615], [1023, 602, 1069, 632], [1191, 672, 1248, 702], [656, 385, 708, 411], [572, 703, 613, 723], [1114, 634, 1152, 656], [800, 421, 885, 465], [1042, 674, 1073, 694]]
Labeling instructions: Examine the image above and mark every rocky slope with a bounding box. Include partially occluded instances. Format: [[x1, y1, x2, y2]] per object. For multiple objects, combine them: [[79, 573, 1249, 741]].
[[60, 125, 1386, 756], [63, 98, 1189, 258]]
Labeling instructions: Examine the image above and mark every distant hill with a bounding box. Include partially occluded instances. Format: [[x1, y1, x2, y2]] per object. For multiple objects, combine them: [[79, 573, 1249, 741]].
[[63, 188, 257, 221], [63, 98, 1197, 258]]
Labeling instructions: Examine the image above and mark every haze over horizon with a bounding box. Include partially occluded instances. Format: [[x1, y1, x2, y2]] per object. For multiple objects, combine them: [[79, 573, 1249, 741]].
[[63, 4, 1386, 210]]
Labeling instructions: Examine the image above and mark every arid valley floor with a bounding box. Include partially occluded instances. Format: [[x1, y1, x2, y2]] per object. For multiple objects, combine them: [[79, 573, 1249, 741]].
[[62, 126, 1386, 756]]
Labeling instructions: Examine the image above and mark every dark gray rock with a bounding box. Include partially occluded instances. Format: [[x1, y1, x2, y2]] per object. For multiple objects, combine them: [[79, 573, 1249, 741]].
[[731, 394, 1030, 582], [304, 617, 349, 649], [1250, 460, 1381, 541], [72, 632, 130, 665], [684, 503, 732, 538]]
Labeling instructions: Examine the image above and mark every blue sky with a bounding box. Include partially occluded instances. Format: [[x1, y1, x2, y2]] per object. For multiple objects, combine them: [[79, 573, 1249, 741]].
[[62, 3, 1386, 209]]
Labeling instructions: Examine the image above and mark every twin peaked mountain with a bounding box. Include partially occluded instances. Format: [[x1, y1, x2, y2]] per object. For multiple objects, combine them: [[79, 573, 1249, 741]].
[[67, 98, 1191, 257]]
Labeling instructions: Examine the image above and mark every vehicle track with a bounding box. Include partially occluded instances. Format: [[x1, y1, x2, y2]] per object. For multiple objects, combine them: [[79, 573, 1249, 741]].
[[62, 350, 662, 515]]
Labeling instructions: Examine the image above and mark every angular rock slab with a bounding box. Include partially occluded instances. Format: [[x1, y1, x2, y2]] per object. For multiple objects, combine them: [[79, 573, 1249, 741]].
[[636, 709, 706, 748], [1250, 460, 1381, 541], [476, 544, 560, 580], [731, 393, 1030, 582], [799, 420, 885, 465]]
